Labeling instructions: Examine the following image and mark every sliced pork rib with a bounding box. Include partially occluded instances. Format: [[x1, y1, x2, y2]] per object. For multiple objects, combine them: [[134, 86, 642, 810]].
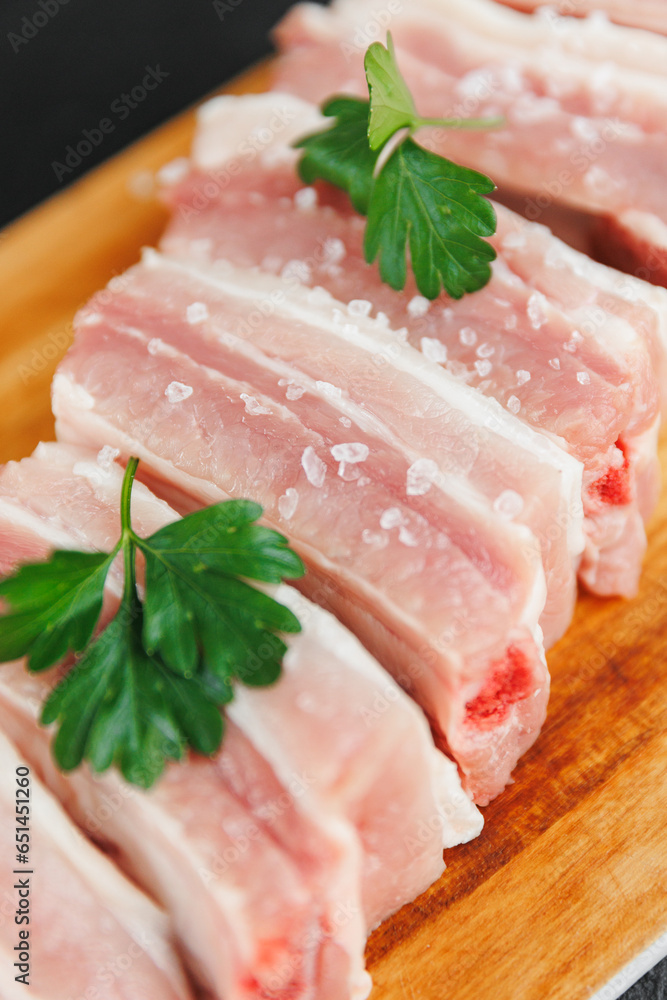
[[51, 262, 550, 804], [275, 0, 667, 292], [0, 443, 481, 999], [0, 728, 193, 1000], [161, 91, 661, 601]]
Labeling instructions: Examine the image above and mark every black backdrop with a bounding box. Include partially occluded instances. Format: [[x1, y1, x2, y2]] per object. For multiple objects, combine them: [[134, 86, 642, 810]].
[[0, 0, 326, 228], [1, 3, 666, 997]]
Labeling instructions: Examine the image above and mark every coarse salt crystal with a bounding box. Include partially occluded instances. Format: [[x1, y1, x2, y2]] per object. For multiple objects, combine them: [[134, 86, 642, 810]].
[[510, 95, 559, 126], [147, 338, 163, 355], [576, 371, 591, 385], [331, 442, 369, 464], [186, 302, 209, 325], [420, 337, 448, 363], [322, 237, 346, 265], [240, 393, 272, 416], [398, 526, 419, 547], [406, 458, 439, 496], [338, 462, 361, 482], [507, 394, 521, 414], [459, 326, 477, 347], [281, 259, 312, 284], [516, 369, 531, 385], [549, 358, 561, 371], [375, 311, 390, 327], [301, 446, 326, 488], [316, 380, 342, 399], [476, 342, 495, 359], [504, 314, 518, 331], [278, 488, 299, 520], [380, 507, 404, 530], [97, 445, 120, 469], [339, 416, 352, 428], [165, 381, 193, 403], [570, 116, 599, 143], [407, 295, 431, 318], [493, 489, 524, 520], [474, 359, 492, 378], [347, 299, 372, 318], [527, 292, 547, 329], [284, 383, 305, 400], [361, 529, 388, 548], [294, 187, 317, 210]]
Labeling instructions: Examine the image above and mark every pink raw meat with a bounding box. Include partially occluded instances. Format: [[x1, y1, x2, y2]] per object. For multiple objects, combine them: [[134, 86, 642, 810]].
[[275, 0, 667, 289], [0, 443, 481, 999], [51, 248, 551, 804], [161, 91, 662, 600], [490, 0, 667, 36], [0, 728, 193, 1000]]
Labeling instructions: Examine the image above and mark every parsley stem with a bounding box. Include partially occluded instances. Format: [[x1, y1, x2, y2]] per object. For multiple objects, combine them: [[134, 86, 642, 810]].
[[413, 116, 505, 131], [120, 457, 140, 600]]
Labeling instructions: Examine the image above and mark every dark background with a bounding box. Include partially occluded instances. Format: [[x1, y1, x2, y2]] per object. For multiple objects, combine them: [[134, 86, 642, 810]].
[[0, 0, 326, 228], [0, 2, 665, 997]]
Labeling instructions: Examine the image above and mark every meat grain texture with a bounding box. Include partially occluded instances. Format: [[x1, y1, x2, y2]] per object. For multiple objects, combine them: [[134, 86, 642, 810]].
[[1, 2, 666, 997]]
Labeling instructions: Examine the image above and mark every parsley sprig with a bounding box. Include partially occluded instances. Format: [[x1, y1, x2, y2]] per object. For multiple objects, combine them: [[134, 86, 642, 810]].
[[295, 34, 502, 300], [0, 458, 304, 787]]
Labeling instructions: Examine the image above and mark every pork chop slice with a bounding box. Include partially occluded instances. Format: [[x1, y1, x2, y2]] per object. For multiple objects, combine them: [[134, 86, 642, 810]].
[[0, 443, 481, 998], [0, 728, 193, 1000], [53, 261, 550, 803], [162, 90, 663, 600]]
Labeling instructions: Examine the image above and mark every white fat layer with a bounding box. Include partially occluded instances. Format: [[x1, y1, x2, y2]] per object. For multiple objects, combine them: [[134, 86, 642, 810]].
[[7, 443, 178, 541], [194, 92, 325, 171], [529, 218, 667, 353], [149, 249, 584, 563], [0, 498, 85, 552], [0, 730, 178, 977], [334, 0, 667, 85]]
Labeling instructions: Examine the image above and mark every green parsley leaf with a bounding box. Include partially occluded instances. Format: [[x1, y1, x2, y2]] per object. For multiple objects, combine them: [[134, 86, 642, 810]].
[[365, 138, 497, 300], [0, 550, 115, 671], [42, 596, 224, 787], [294, 34, 502, 300], [365, 33, 417, 151], [294, 97, 378, 214], [0, 458, 305, 787], [137, 507, 303, 682]]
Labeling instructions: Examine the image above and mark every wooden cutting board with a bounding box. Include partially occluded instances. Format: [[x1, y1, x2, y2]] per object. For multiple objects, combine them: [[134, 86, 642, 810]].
[[1, 61, 666, 1000]]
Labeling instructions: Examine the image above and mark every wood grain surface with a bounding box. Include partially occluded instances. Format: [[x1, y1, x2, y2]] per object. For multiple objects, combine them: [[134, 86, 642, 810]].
[[1, 61, 666, 1000]]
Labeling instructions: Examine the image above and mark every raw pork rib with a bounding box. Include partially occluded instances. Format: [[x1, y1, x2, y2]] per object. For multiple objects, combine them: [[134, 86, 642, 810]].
[[53, 252, 551, 803], [161, 91, 661, 600], [0, 729, 192, 1000], [491, 0, 667, 36], [0, 443, 481, 999], [275, 0, 667, 288]]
